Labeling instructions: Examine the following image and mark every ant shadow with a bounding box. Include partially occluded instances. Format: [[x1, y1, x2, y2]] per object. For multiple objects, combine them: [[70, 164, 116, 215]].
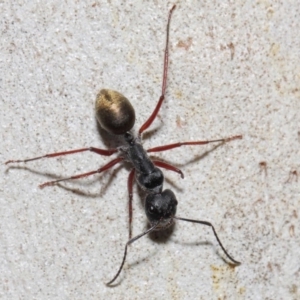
[[5, 163, 123, 199], [148, 223, 175, 243]]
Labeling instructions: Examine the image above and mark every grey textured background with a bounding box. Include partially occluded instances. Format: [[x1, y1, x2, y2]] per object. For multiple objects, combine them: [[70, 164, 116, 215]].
[[1, 1, 299, 299]]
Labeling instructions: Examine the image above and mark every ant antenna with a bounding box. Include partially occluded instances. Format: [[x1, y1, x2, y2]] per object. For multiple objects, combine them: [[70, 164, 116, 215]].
[[174, 217, 241, 265], [106, 222, 161, 286], [107, 215, 240, 285]]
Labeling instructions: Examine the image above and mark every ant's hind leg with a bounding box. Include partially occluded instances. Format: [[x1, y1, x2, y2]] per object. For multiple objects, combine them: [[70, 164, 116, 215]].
[[138, 5, 176, 137], [5, 147, 118, 165]]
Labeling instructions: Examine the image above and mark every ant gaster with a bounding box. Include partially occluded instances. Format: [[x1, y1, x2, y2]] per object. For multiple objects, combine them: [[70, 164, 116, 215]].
[[6, 5, 242, 285]]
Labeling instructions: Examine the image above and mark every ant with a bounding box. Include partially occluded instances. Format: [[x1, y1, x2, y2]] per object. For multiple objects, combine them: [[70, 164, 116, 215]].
[[5, 5, 242, 285]]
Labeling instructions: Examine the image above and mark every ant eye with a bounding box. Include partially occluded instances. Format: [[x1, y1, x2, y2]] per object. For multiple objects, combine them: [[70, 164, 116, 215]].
[[149, 205, 158, 214]]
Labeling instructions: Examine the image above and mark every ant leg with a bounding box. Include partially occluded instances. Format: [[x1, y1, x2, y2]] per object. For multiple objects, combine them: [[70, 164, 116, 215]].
[[138, 5, 176, 137], [153, 160, 184, 179], [5, 147, 118, 164], [106, 222, 160, 286], [127, 169, 135, 239], [147, 135, 242, 153], [174, 216, 241, 265], [39, 157, 123, 188]]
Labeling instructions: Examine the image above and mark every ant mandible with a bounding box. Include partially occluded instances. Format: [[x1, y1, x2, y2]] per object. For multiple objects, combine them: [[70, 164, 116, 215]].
[[6, 5, 242, 285]]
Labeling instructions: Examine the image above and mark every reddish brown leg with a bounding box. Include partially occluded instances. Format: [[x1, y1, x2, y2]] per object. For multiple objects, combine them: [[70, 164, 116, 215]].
[[153, 160, 184, 179], [5, 147, 118, 164], [39, 157, 123, 188], [147, 135, 242, 153], [138, 5, 176, 137], [127, 169, 135, 239]]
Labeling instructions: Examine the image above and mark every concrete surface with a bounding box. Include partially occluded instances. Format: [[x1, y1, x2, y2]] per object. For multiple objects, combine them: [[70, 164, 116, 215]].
[[1, 1, 299, 299]]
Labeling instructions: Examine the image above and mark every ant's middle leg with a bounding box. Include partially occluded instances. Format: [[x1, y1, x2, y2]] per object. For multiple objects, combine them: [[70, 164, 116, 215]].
[[147, 135, 242, 153], [39, 157, 123, 188]]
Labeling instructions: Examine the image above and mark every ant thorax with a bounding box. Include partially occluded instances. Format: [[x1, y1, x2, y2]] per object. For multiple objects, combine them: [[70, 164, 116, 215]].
[[120, 132, 164, 194]]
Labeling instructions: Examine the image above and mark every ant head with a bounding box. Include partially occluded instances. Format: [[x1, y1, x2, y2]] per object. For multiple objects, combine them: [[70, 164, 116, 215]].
[[145, 189, 178, 229], [95, 89, 136, 135]]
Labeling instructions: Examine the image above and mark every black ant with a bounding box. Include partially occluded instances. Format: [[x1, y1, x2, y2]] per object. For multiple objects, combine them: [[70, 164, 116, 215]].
[[5, 5, 242, 285]]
